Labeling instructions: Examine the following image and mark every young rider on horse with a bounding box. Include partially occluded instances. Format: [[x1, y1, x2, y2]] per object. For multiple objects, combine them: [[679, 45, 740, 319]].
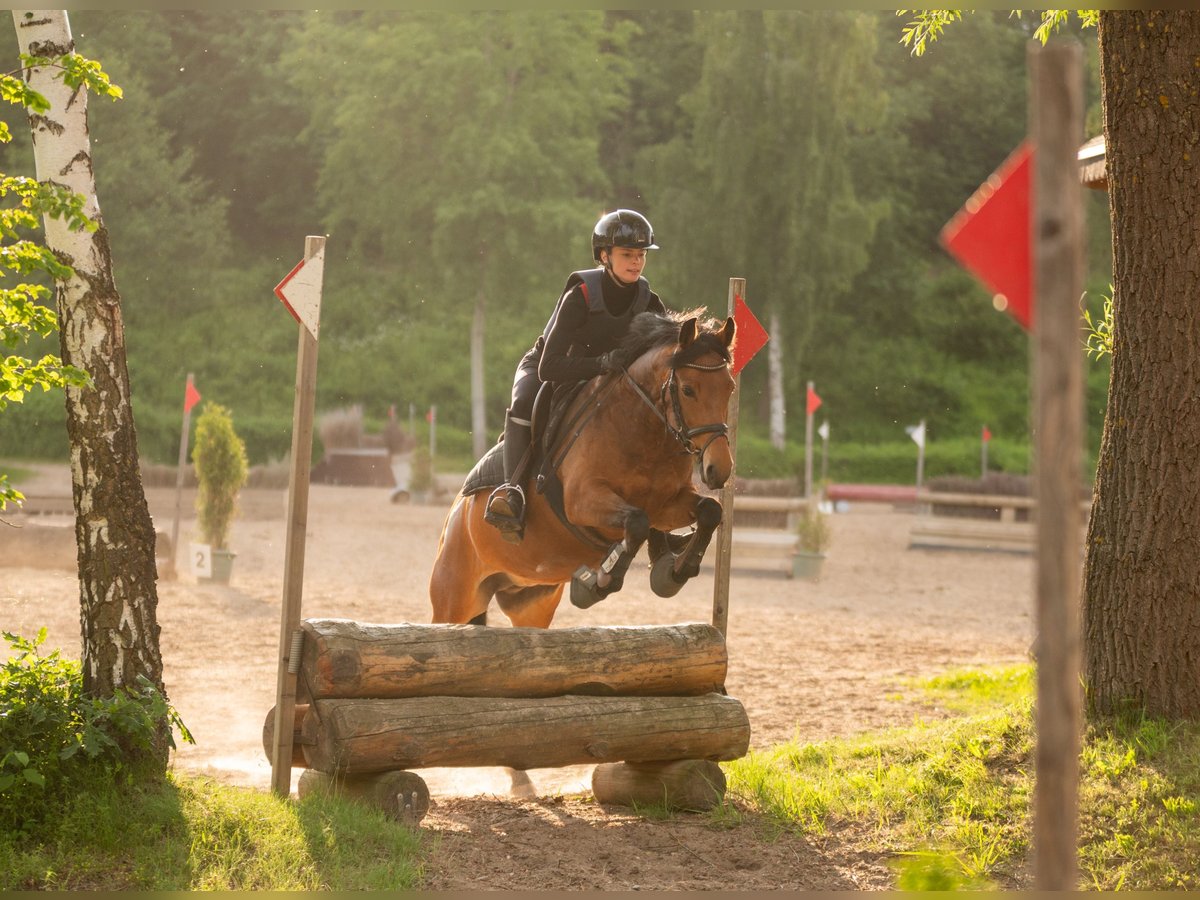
[[484, 209, 667, 543]]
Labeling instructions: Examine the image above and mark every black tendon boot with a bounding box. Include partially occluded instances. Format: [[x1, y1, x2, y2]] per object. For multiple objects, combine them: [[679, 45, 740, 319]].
[[484, 410, 533, 543]]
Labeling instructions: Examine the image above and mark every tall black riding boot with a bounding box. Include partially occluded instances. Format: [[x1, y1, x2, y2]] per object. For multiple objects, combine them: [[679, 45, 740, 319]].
[[484, 409, 533, 543]]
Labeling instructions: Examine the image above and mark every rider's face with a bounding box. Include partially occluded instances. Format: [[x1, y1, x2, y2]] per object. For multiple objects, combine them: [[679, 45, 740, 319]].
[[603, 247, 647, 284]]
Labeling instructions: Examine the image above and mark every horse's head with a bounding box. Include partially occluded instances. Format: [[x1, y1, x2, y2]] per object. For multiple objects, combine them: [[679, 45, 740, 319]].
[[668, 314, 737, 489]]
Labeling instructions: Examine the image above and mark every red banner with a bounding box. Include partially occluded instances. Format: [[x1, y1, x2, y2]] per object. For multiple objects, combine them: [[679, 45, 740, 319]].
[[806, 385, 822, 416]]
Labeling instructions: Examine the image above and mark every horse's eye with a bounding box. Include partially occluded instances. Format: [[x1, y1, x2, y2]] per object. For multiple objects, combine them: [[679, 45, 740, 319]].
[[682, 385, 696, 399]]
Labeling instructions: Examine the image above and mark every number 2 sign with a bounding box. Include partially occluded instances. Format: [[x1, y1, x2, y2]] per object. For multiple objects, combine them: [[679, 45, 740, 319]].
[[190, 542, 212, 579]]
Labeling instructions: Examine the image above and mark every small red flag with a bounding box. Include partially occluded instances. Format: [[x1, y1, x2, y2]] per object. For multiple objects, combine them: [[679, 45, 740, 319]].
[[184, 380, 201, 414], [731, 294, 769, 376], [806, 385, 822, 416], [982, 425, 992, 443], [426, 407, 435, 424]]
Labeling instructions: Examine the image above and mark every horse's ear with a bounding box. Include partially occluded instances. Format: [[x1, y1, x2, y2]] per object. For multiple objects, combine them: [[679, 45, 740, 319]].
[[678, 317, 699, 348], [719, 316, 736, 348]]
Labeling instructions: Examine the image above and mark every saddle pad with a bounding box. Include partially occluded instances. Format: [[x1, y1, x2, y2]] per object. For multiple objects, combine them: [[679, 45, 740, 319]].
[[461, 441, 505, 497]]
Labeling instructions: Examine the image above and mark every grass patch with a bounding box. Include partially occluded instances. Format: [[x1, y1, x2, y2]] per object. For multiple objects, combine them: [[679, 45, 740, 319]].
[[0, 772, 425, 890], [726, 663, 1200, 890]]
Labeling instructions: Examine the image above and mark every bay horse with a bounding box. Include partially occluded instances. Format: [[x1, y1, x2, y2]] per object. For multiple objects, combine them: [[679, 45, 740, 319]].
[[429, 308, 736, 628]]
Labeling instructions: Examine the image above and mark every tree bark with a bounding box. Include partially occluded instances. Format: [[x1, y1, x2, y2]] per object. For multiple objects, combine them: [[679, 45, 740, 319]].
[[1084, 12, 1200, 717], [13, 12, 166, 720]]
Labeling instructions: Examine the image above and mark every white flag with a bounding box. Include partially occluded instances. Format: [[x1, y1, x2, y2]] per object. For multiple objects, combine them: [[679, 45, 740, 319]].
[[906, 422, 926, 449], [817, 421, 829, 441]]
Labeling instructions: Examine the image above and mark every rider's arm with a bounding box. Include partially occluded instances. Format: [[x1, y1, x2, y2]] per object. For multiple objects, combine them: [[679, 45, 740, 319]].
[[538, 287, 604, 384]]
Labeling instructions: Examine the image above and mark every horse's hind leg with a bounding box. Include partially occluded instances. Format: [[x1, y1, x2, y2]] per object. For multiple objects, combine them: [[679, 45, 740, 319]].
[[496, 583, 565, 629], [429, 498, 492, 624]]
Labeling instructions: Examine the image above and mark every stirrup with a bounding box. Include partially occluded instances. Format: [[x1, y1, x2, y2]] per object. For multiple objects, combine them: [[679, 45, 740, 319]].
[[484, 484, 525, 543]]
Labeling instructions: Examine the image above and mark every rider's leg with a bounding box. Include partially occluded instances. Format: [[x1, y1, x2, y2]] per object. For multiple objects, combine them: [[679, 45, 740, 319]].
[[485, 370, 537, 541]]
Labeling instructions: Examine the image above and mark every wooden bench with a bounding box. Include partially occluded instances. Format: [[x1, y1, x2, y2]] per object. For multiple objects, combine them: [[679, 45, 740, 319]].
[[908, 490, 1088, 554]]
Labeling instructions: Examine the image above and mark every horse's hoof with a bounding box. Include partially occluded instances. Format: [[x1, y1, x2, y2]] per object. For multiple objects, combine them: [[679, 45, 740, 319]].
[[570, 566, 605, 608], [650, 552, 687, 598]]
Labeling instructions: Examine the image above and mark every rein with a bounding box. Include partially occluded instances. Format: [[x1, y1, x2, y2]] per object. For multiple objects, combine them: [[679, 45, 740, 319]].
[[623, 362, 730, 457]]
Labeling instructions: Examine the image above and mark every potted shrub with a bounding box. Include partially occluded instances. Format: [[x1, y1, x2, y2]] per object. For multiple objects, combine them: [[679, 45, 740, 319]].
[[407, 444, 433, 503], [192, 402, 248, 584], [793, 502, 830, 580]]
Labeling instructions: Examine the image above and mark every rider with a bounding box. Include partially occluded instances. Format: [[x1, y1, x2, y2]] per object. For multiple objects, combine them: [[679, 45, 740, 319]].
[[484, 209, 667, 542]]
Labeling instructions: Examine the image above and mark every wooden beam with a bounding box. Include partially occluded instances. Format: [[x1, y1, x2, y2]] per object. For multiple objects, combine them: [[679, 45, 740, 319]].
[[301, 693, 750, 774], [296, 620, 728, 702]]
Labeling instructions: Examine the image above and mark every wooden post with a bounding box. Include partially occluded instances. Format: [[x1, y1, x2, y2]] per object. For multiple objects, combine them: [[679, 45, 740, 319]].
[[166, 372, 196, 579], [270, 235, 325, 797], [914, 418, 926, 490], [712, 277, 745, 636], [1030, 40, 1084, 890], [803, 381, 815, 498]]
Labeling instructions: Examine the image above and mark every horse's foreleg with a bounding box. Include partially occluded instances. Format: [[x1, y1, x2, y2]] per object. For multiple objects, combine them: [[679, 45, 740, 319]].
[[569, 507, 650, 609], [649, 494, 723, 598]]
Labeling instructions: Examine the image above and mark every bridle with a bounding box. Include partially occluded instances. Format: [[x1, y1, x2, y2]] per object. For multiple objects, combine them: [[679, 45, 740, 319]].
[[623, 361, 730, 457]]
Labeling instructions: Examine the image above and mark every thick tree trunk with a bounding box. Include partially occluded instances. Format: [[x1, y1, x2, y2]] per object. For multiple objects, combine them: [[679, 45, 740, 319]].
[[14, 12, 165, 716], [1084, 12, 1200, 717]]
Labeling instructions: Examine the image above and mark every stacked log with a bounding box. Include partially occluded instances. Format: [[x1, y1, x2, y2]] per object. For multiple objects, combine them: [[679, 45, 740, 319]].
[[265, 619, 750, 821]]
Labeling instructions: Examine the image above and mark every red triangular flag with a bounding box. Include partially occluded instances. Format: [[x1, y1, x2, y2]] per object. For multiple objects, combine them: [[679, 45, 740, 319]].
[[731, 294, 769, 376], [184, 380, 201, 414], [982, 425, 992, 443], [806, 385, 822, 416], [940, 142, 1033, 330]]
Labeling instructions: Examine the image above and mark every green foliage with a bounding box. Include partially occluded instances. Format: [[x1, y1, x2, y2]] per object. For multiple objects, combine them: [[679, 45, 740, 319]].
[[1085, 286, 1114, 360], [0, 629, 192, 838], [192, 403, 248, 550], [794, 505, 830, 554], [408, 444, 433, 494], [896, 9, 1100, 57], [0, 772, 424, 889], [3, 12, 1114, 478], [0, 49, 119, 509]]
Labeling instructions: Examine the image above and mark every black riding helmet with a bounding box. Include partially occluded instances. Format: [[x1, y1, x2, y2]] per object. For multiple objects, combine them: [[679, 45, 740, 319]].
[[592, 209, 660, 262]]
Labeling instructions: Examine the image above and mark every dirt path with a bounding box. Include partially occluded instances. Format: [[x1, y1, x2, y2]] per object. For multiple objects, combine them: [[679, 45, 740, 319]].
[[1, 469, 1034, 889]]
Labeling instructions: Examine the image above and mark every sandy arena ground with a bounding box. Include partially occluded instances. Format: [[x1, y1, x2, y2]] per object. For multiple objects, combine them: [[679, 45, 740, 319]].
[[1, 465, 1035, 889]]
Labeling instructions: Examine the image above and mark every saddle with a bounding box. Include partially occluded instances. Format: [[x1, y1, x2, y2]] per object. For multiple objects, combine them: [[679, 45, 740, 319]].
[[460, 378, 610, 549]]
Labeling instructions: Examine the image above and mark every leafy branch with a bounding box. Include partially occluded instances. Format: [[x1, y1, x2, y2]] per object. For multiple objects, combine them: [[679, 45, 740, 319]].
[[0, 51, 121, 511], [896, 10, 1102, 57]]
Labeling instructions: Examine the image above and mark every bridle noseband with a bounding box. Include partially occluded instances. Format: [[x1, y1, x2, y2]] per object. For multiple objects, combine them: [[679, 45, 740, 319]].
[[624, 362, 730, 457]]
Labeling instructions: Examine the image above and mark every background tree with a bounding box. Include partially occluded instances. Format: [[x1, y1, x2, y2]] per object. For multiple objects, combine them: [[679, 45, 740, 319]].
[[639, 12, 887, 445], [12, 11, 167, 752]]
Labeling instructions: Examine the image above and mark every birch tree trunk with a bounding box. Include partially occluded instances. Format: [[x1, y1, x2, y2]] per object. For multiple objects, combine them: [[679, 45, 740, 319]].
[[14, 11, 166, 720], [768, 308, 785, 450], [471, 289, 487, 459], [1083, 12, 1200, 717]]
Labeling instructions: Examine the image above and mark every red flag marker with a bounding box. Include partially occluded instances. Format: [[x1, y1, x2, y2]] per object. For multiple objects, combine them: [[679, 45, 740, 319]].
[[807, 385, 822, 416], [940, 142, 1033, 330], [184, 379, 201, 413], [731, 294, 769, 376], [982, 425, 992, 443]]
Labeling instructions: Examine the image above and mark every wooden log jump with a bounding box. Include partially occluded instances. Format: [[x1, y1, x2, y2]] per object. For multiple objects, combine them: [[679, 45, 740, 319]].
[[301, 693, 749, 773], [264, 619, 751, 821], [296, 619, 728, 701]]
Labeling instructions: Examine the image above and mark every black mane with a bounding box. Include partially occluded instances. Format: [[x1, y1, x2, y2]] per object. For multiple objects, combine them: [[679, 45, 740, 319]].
[[612, 308, 731, 370]]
